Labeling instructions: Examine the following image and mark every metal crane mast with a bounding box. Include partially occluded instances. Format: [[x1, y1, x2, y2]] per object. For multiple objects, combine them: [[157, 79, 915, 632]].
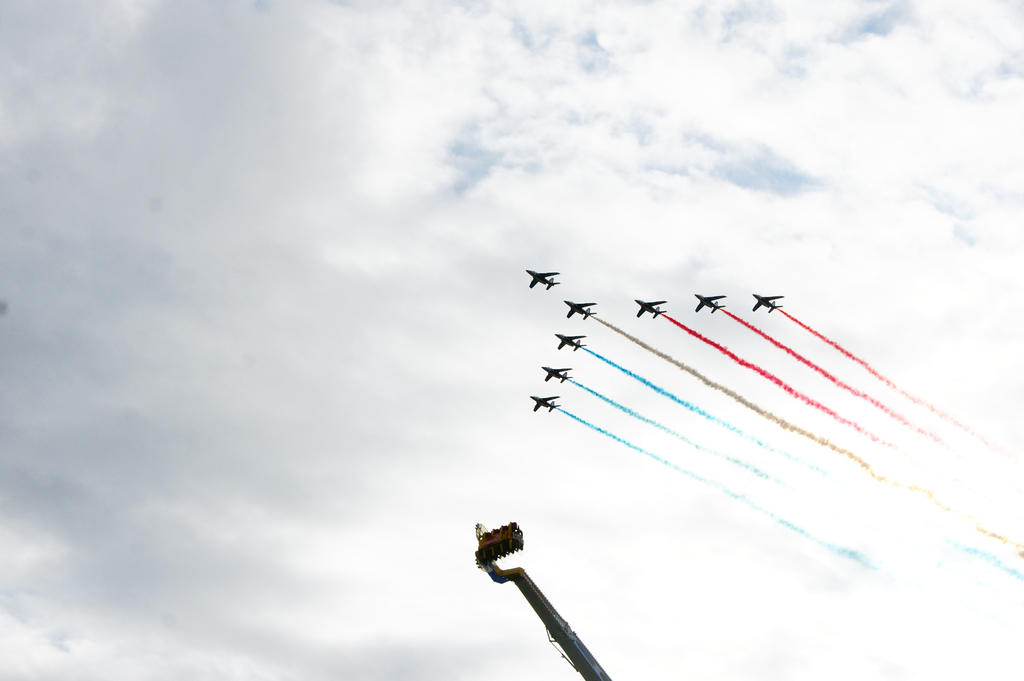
[[475, 522, 614, 681]]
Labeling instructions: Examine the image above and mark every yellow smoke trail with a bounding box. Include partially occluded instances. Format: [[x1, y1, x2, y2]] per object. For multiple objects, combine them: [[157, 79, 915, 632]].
[[594, 317, 1024, 552]]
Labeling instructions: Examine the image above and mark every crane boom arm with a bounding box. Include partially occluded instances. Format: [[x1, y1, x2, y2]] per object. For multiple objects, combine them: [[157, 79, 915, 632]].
[[484, 561, 614, 681]]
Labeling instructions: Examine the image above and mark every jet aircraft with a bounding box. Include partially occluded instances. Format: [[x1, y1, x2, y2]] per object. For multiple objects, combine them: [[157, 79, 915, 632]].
[[531, 395, 560, 412], [541, 366, 571, 383], [752, 294, 784, 313], [694, 294, 726, 313], [555, 333, 586, 351], [526, 270, 560, 290], [564, 301, 597, 319], [635, 299, 667, 318]]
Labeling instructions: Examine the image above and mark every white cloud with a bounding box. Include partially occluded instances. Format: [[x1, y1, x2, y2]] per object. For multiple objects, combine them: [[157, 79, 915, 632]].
[[2, 1, 1023, 679]]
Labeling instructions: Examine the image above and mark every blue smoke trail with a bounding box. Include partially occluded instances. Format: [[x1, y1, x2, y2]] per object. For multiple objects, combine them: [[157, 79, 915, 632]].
[[582, 346, 826, 475], [558, 408, 872, 567], [569, 379, 776, 482], [951, 542, 1024, 584]]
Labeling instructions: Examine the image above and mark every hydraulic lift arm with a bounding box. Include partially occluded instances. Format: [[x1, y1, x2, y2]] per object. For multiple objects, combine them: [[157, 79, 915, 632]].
[[476, 523, 614, 681]]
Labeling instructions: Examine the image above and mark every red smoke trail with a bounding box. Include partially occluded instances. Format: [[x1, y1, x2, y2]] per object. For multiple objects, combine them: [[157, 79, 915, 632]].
[[661, 314, 893, 447], [722, 310, 945, 446], [780, 310, 1002, 453]]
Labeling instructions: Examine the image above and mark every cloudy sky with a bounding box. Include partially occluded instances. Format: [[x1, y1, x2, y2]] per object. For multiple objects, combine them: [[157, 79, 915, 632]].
[[2, 1, 1024, 679]]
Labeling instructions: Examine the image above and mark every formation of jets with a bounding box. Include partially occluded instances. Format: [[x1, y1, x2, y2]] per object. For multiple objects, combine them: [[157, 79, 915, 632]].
[[530, 395, 560, 412], [564, 300, 596, 319], [694, 294, 727, 314], [555, 333, 586, 351], [752, 294, 784, 313], [542, 367, 571, 383], [528, 269, 787, 412], [635, 299, 666, 318], [526, 270, 560, 290]]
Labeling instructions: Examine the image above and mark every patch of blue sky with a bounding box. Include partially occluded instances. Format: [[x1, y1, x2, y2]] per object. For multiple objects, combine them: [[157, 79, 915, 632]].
[[777, 45, 810, 78], [720, 0, 779, 42], [923, 187, 976, 220], [713, 147, 820, 196], [447, 138, 502, 194], [683, 130, 728, 153], [995, 53, 1024, 79], [644, 163, 690, 178], [952, 224, 977, 247], [680, 132, 819, 195], [577, 29, 610, 73], [511, 19, 534, 50], [617, 117, 654, 146], [839, 0, 912, 42]]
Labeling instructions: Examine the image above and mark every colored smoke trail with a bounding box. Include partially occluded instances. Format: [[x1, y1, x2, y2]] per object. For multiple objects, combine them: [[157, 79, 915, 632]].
[[661, 314, 893, 447], [557, 408, 872, 566], [950, 543, 1024, 584], [722, 310, 945, 446], [568, 378, 775, 481], [595, 317, 836, 475], [780, 310, 1002, 453], [581, 346, 791, 464], [597, 318, 1023, 551]]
